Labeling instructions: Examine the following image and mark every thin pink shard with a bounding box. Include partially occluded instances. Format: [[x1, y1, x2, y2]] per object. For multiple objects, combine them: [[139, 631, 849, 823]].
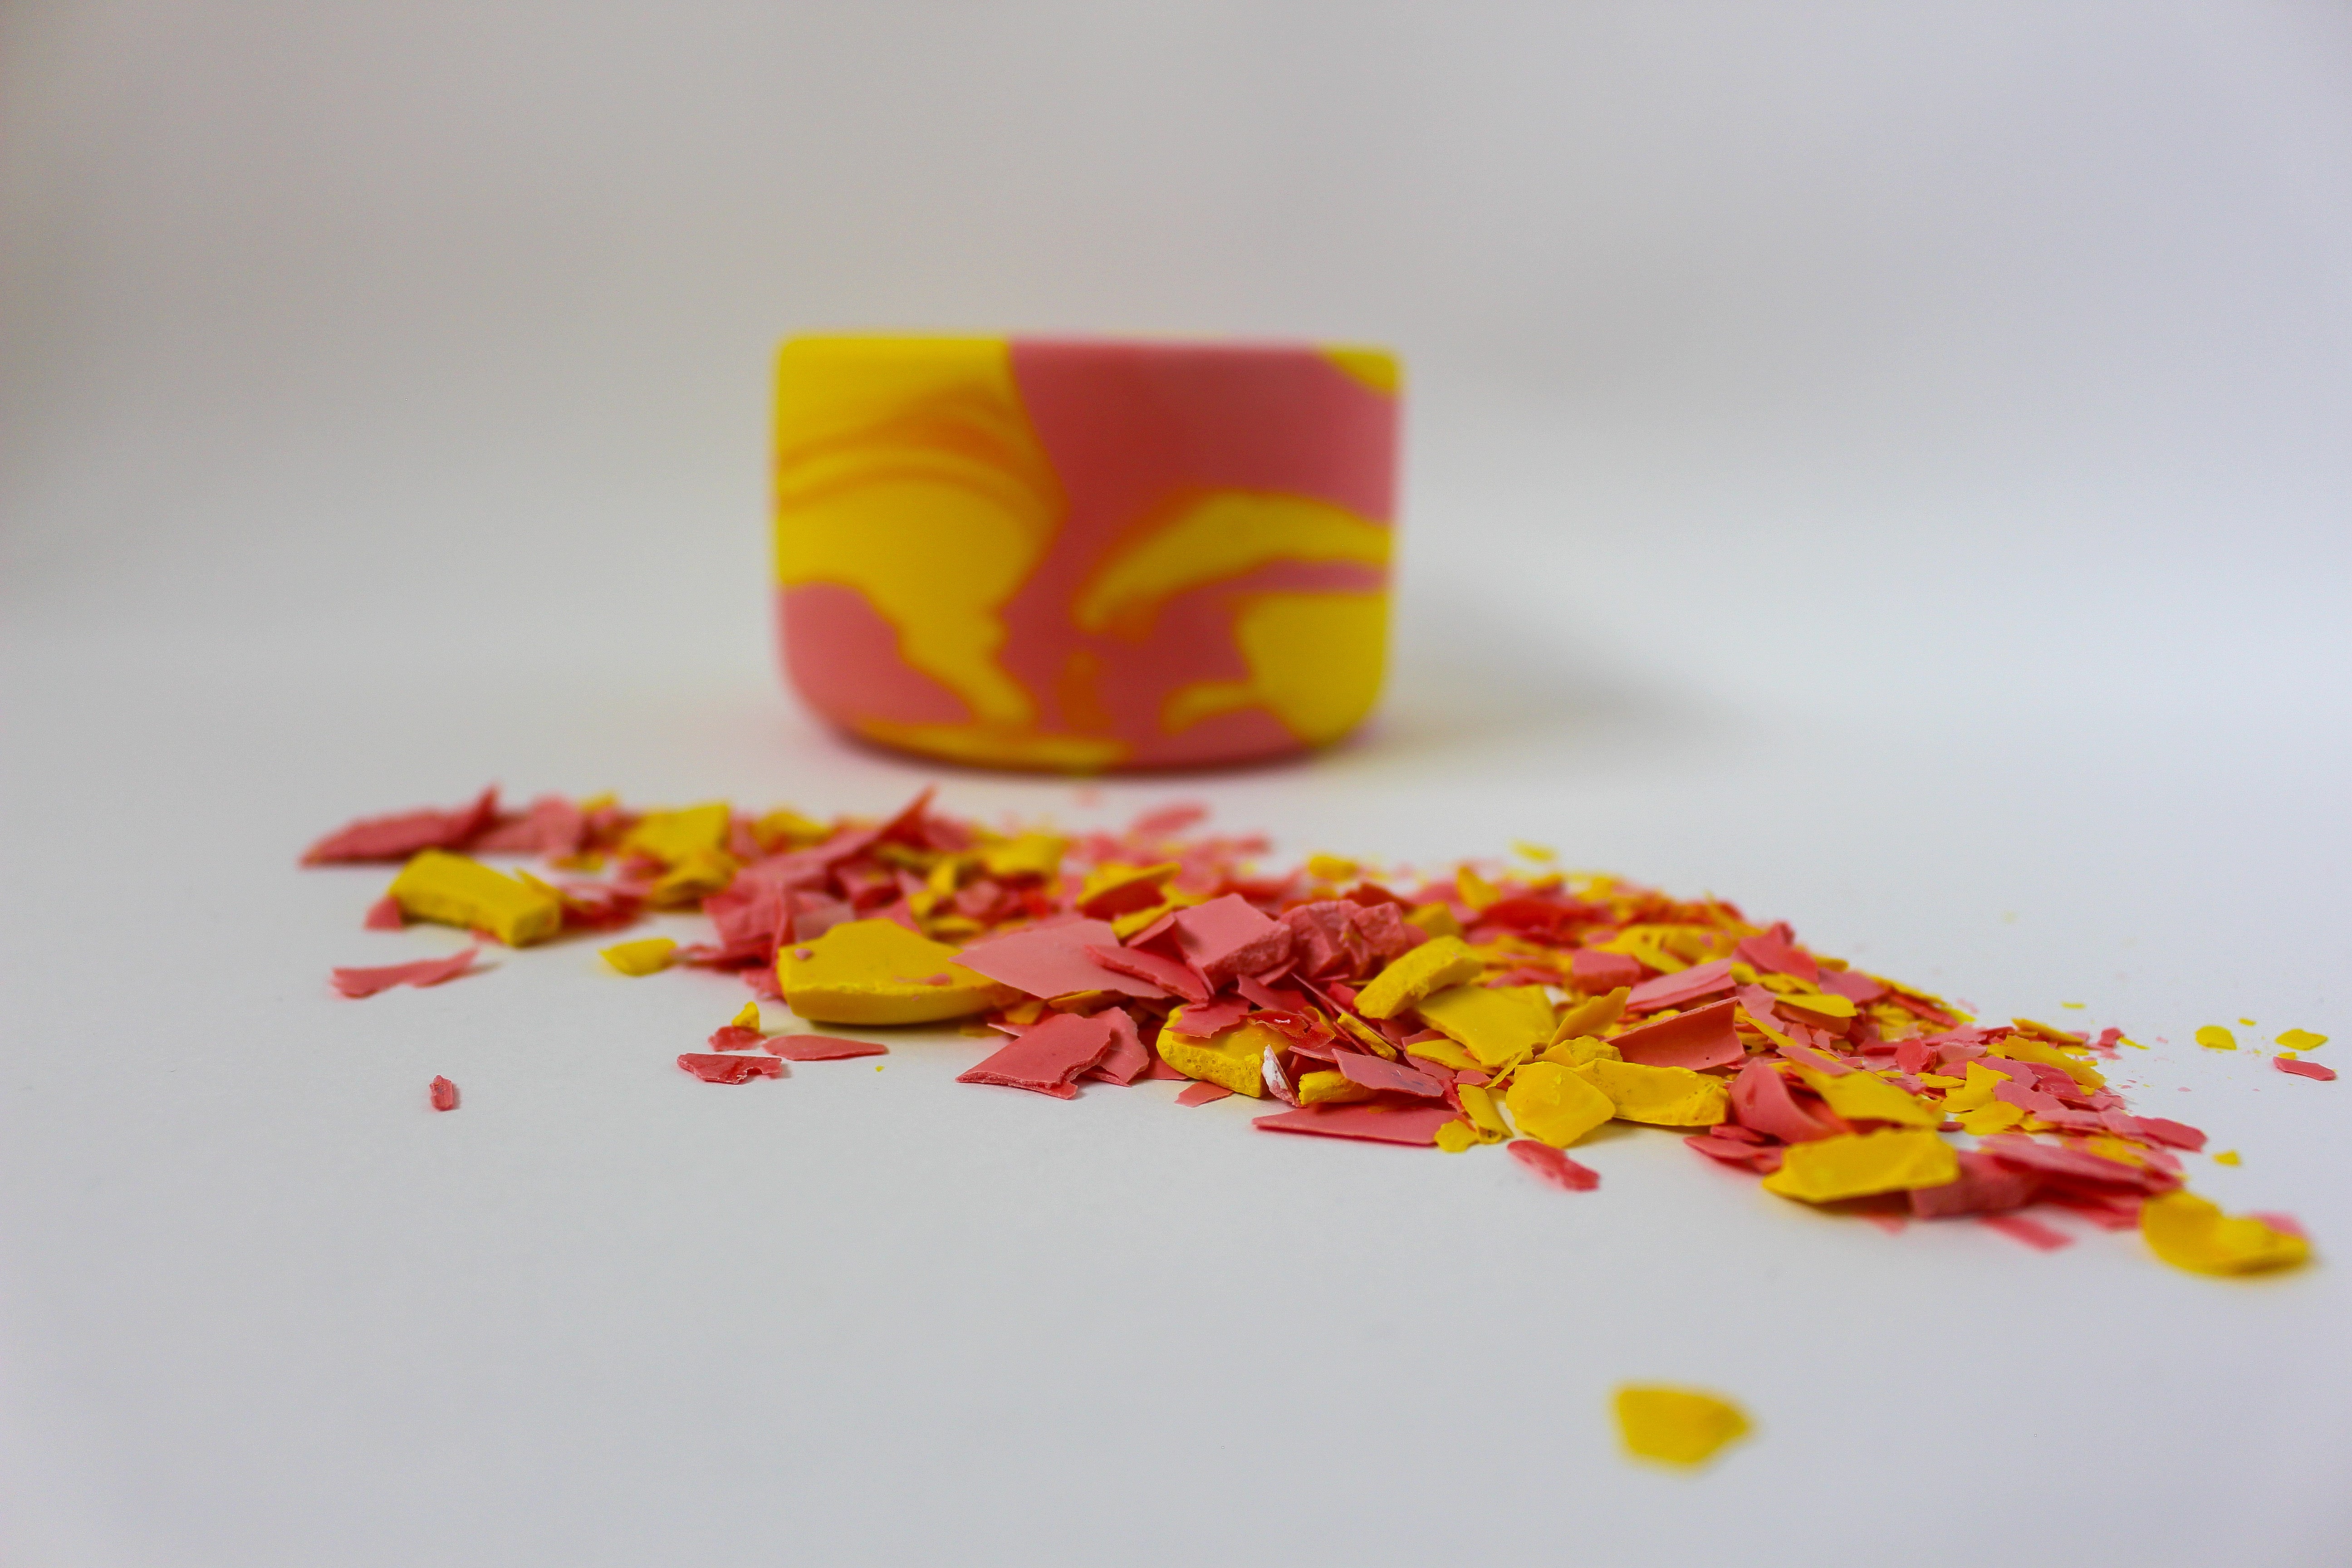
[[1568, 949, 1644, 991], [302, 787, 499, 864], [1251, 1102, 1456, 1146], [2275, 1057, 2337, 1082], [1164, 997, 1250, 1038], [1084, 943, 1210, 1005], [1981, 1213, 2073, 1251], [1508, 1139, 1601, 1190], [1085, 1008, 1153, 1086], [706, 1024, 763, 1052], [363, 895, 405, 931], [956, 1011, 1117, 1098], [1175, 1081, 1234, 1107], [1611, 998, 1742, 1070], [1733, 925, 1819, 983], [677, 1053, 786, 1084], [1331, 1050, 1447, 1099], [767, 1034, 887, 1061], [1625, 958, 1735, 1014], [428, 1075, 459, 1111], [956, 919, 1169, 1001], [331, 946, 482, 999], [1911, 1150, 2040, 1216]]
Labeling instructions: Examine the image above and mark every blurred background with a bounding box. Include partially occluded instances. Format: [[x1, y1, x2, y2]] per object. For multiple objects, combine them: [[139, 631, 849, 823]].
[[7, 0, 2351, 736]]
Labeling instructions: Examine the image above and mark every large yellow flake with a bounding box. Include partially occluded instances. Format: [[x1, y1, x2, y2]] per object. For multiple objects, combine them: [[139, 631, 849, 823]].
[[776, 918, 1012, 1025], [1576, 1059, 1729, 1127], [1552, 986, 1628, 1043], [1356, 936, 1483, 1019], [622, 803, 731, 865], [1759, 1130, 1958, 1203], [1416, 983, 1556, 1068], [389, 849, 564, 947], [1797, 1067, 1940, 1128], [1157, 1013, 1277, 1098], [1614, 1386, 1751, 1467], [1504, 1063, 1615, 1148], [2141, 1191, 2310, 1276]]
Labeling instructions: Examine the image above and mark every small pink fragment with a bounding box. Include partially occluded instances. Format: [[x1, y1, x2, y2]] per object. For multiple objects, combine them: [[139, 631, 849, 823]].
[[363, 895, 405, 931], [707, 1024, 763, 1052], [1331, 1050, 1448, 1098], [1084, 943, 1210, 1005], [1508, 1139, 1600, 1191], [1175, 1081, 1234, 1107], [1612, 998, 1742, 1071], [1569, 949, 1643, 991], [428, 1075, 459, 1111], [1169, 895, 1295, 985], [1981, 1213, 2073, 1251], [2275, 1057, 2337, 1082], [1683, 1134, 1783, 1173], [1085, 1008, 1153, 1086], [1816, 967, 1888, 1005], [677, 1053, 786, 1084], [2099, 1112, 2206, 1152], [1252, 1102, 1457, 1146], [956, 1011, 1118, 1098], [1625, 958, 1736, 1014], [1733, 925, 1819, 983], [302, 787, 500, 864], [1911, 1150, 2040, 1217], [1730, 1059, 1840, 1143], [1164, 997, 1250, 1037], [767, 1034, 887, 1061], [331, 946, 482, 999]]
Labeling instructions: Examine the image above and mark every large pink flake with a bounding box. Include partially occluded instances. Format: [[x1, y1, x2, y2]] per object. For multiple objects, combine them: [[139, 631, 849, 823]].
[[1625, 959, 1735, 1014], [303, 787, 499, 864], [956, 919, 1168, 1001], [1612, 999, 1742, 1071], [1168, 895, 1294, 985], [956, 1011, 1119, 1098], [1252, 1102, 1456, 1146]]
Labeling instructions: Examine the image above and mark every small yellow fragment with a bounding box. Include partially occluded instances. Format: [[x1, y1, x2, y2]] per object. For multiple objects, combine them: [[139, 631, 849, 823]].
[[1401, 1034, 1480, 1074], [1416, 983, 1556, 1068], [1511, 840, 1558, 863], [651, 846, 739, 904], [776, 919, 1012, 1025], [1576, 1059, 1728, 1127], [1455, 1083, 1512, 1143], [1940, 1062, 2002, 1112], [2141, 1190, 2309, 1276], [390, 849, 565, 946], [730, 1002, 760, 1031], [2239, 1017, 2256, 1027], [1356, 936, 1483, 1019], [1297, 1069, 1372, 1106], [1434, 1119, 1480, 1153], [1613, 1386, 1751, 1467], [978, 831, 1068, 881], [622, 802, 731, 865], [1157, 1014, 1278, 1098], [2195, 1025, 2237, 1051], [1915, 1073, 1964, 1088], [2212, 1150, 2241, 1166], [2276, 1029, 2328, 1053], [1760, 1130, 1959, 1203], [1553, 986, 1628, 1041], [1952, 1100, 2025, 1137], [1540, 1034, 1622, 1070], [1504, 1062, 1616, 1148], [1998, 1036, 2106, 1089], [1455, 866, 1501, 912], [600, 936, 678, 976], [750, 808, 828, 852], [1406, 902, 1464, 941], [1305, 853, 1358, 882], [1797, 1067, 1940, 1128]]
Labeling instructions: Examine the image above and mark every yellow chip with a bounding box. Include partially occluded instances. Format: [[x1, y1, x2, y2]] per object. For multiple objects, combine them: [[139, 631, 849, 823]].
[[1575, 1059, 1728, 1127], [599, 936, 678, 976], [2194, 1025, 2237, 1052], [1797, 1066, 1940, 1128], [1355, 936, 1483, 1019], [1416, 983, 1556, 1068], [390, 849, 565, 947], [2275, 1029, 2327, 1053], [1504, 1062, 1615, 1148], [1613, 1385, 1751, 1467], [776, 919, 1012, 1025], [2141, 1191, 2309, 1276], [1759, 1130, 1958, 1203], [1156, 1013, 1279, 1098], [621, 802, 731, 865]]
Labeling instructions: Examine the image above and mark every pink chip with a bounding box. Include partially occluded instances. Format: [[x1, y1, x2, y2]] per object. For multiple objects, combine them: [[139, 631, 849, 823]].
[[331, 946, 482, 999], [1611, 998, 1742, 1071], [956, 918, 1168, 1001], [1568, 949, 1644, 991], [956, 1011, 1118, 1098], [363, 895, 406, 931], [706, 1024, 763, 1052], [1910, 1151, 2040, 1217], [1733, 925, 1819, 983], [678, 1053, 786, 1084], [428, 1075, 459, 1112], [1730, 1059, 1841, 1143], [1169, 895, 1295, 985], [767, 1034, 887, 1061], [1251, 1102, 1457, 1146], [1625, 958, 1736, 1014], [1331, 1050, 1447, 1099], [2275, 1057, 2337, 1082], [1085, 1008, 1153, 1086], [1084, 943, 1210, 1005], [1175, 1081, 1234, 1107], [1164, 997, 1250, 1038], [1508, 1139, 1600, 1190], [1816, 967, 1888, 1005], [302, 786, 500, 864]]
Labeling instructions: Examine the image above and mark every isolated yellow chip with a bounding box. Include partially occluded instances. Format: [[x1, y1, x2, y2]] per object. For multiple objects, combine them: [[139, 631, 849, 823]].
[[2275, 1029, 2327, 1053], [1759, 1130, 1958, 1203], [1356, 936, 1483, 1019], [1416, 983, 1556, 1068], [2141, 1191, 2309, 1276], [776, 918, 1011, 1025], [1613, 1385, 1751, 1466], [1504, 1062, 1615, 1148], [2194, 1025, 2237, 1052], [1576, 1059, 1729, 1126], [390, 849, 565, 947], [599, 936, 678, 976]]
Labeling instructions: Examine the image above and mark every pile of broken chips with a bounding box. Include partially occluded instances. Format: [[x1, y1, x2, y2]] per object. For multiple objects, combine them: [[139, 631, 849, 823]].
[[307, 785, 2323, 1280]]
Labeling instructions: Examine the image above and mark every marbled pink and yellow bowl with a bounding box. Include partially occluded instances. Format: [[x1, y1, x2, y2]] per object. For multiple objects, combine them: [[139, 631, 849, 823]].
[[774, 335, 1400, 771]]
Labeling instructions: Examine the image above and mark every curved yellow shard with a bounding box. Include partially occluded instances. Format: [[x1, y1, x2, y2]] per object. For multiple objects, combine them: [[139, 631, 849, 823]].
[[1071, 490, 1390, 641], [1160, 591, 1387, 745], [1614, 1386, 1751, 1467], [774, 337, 1062, 729]]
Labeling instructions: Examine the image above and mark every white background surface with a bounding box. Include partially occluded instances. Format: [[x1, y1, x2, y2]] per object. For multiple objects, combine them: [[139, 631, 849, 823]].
[[4, 4, 2350, 1564]]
